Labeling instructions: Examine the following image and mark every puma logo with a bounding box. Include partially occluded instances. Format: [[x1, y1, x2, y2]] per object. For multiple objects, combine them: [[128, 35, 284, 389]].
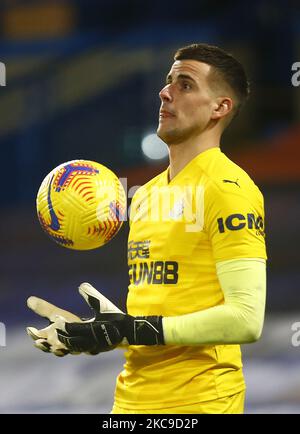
[[223, 179, 240, 188]]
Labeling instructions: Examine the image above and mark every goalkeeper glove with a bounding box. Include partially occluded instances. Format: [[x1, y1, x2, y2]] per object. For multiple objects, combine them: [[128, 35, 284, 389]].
[[26, 296, 82, 357], [26, 283, 124, 356], [55, 282, 165, 353]]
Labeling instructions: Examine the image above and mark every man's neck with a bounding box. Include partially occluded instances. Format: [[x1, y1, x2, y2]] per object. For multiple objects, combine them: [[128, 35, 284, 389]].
[[168, 134, 220, 181]]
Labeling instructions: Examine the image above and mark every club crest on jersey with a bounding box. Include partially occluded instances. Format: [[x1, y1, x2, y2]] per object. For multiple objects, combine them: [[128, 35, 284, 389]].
[[169, 200, 185, 220]]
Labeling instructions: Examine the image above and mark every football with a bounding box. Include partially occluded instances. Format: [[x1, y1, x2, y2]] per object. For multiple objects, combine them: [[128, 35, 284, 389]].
[[36, 160, 126, 250]]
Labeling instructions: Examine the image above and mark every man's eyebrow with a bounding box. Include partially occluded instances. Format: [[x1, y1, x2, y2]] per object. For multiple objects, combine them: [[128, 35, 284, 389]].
[[166, 73, 197, 84]]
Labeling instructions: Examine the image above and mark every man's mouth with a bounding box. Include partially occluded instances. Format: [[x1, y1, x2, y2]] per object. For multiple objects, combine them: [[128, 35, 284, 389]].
[[159, 109, 175, 118]]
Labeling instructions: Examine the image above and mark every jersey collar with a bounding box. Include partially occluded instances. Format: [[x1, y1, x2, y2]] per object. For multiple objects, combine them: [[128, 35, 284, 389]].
[[164, 147, 220, 185]]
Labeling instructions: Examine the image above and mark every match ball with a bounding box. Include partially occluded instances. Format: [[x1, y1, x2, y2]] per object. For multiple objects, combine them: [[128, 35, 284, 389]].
[[36, 160, 126, 250]]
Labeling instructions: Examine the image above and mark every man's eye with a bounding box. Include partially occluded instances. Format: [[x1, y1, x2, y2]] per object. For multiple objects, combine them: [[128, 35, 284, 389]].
[[182, 82, 191, 90]]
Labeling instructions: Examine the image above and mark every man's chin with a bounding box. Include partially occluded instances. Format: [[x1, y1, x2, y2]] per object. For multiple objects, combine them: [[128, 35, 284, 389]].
[[157, 127, 176, 145], [157, 128, 183, 146]]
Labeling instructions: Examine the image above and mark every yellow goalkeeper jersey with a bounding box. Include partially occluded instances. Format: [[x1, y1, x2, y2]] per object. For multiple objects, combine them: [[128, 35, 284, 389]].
[[114, 147, 267, 410]]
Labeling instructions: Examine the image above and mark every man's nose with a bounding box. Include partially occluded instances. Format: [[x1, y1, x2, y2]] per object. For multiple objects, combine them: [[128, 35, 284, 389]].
[[159, 85, 172, 102]]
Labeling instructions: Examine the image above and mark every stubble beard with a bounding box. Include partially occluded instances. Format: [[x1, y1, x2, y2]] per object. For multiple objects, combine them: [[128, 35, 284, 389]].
[[157, 123, 203, 146]]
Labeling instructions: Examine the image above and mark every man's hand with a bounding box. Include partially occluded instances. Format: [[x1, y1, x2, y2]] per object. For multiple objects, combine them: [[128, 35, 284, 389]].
[[26, 283, 125, 356], [55, 282, 165, 353], [26, 296, 82, 357]]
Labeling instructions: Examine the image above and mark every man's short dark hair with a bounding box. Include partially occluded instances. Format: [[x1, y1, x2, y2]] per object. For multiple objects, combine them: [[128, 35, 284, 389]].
[[174, 43, 250, 117]]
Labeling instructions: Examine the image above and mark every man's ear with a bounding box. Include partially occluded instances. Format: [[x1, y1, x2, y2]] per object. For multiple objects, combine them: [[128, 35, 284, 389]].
[[211, 97, 233, 120]]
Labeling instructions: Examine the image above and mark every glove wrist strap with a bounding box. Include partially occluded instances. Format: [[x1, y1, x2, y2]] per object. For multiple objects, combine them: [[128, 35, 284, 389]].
[[130, 316, 164, 345]]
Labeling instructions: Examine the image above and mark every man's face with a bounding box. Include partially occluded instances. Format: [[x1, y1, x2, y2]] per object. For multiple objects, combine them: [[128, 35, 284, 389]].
[[157, 60, 218, 145]]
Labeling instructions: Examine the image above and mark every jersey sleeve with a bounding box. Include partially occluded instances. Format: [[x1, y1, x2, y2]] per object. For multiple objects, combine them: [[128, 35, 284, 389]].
[[204, 181, 267, 262]]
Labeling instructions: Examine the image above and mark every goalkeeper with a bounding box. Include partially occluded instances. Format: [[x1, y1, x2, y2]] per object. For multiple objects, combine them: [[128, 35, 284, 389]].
[[27, 43, 267, 414]]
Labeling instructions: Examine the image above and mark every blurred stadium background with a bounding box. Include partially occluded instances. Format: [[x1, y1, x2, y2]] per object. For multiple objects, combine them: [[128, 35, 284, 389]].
[[0, 0, 299, 414]]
